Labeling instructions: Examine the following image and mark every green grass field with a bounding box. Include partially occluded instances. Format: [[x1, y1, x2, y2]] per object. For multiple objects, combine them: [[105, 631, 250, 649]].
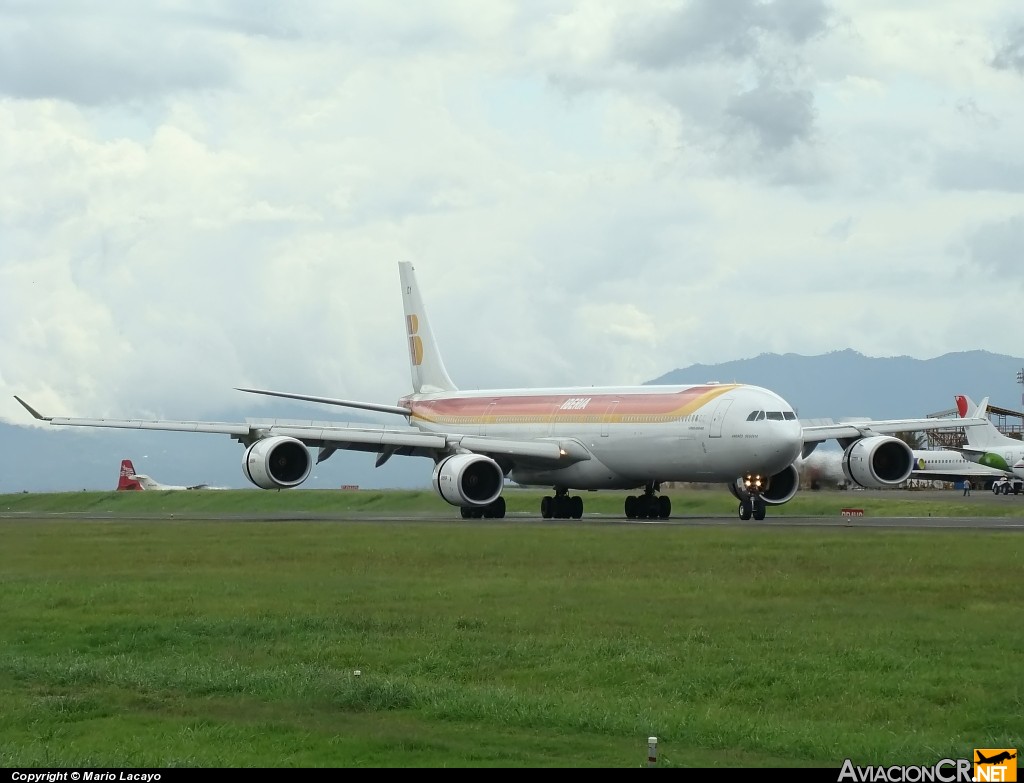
[[0, 490, 1021, 768], [1, 485, 1020, 518]]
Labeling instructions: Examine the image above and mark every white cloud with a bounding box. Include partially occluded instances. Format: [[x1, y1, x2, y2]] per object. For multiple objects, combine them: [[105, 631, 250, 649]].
[[3, 0, 1024, 428]]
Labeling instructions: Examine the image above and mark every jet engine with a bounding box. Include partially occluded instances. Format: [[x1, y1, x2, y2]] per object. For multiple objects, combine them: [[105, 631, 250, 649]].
[[243, 436, 313, 489], [431, 453, 504, 507], [727, 463, 800, 506], [841, 435, 913, 488]]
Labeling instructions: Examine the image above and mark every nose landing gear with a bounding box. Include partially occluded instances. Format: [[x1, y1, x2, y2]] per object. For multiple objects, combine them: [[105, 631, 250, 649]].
[[736, 474, 767, 521], [737, 496, 766, 521]]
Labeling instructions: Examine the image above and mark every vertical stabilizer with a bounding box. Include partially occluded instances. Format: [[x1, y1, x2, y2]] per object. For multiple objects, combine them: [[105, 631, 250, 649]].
[[118, 460, 143, 491], [398, 261, 457, 394], [956, 395, 1013, 448], [954, 395, 971, 418]]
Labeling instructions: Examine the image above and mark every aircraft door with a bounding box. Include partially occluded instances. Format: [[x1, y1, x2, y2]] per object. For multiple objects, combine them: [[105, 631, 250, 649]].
[[600, 399, 620, 437], [546, 400, 562, 436], [709, 398, 734, 438], [482, 401, 497, 435]]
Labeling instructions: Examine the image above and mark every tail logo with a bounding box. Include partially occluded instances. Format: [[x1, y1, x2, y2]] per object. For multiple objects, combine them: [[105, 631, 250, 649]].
[[406, 314, 424, 367], [117, 460, 142, 491], [955, 395, 968, 417]]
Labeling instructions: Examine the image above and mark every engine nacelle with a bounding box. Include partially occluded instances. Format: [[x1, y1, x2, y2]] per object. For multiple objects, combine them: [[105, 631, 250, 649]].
[[432, 453, 504, 508], [842, 435, 913, 488], [243, 436, 313, 489], [761, 463, 801, 505], [727, 463, 800, 506]]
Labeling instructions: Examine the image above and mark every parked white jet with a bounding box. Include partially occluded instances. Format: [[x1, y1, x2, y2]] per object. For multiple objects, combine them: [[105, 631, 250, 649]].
[[116, 459, 226, 491], [13, 262, 989, 521], [953, 395, 1024, 473], [799, 447, 1012, 489]]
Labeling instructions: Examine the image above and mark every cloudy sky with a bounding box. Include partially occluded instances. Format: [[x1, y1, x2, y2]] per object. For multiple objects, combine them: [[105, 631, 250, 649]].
[[3, 0, 1024, 427]]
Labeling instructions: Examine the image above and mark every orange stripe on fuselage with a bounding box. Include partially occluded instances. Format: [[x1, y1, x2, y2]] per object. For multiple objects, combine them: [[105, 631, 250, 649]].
[[405, 385, 739, 426]]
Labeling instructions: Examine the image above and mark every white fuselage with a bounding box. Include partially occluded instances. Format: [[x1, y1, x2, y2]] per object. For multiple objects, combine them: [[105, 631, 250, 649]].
[[133, 474, 189, 491], [911, 450, 1016, 478], [803, 448, 1013, 485], [401, 383, 804, 490]]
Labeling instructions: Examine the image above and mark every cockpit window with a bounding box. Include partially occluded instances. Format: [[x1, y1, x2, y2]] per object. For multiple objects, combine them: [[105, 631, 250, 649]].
[[746, 410, 795, 422]]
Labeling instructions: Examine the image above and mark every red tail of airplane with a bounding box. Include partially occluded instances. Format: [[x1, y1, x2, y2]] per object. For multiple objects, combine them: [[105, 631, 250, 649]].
[[955, 395, 969, 417], [117, 459, 143, 491]]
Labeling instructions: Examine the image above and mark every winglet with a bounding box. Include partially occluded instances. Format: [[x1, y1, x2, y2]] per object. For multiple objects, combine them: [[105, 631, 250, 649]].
[[973, 396, 990, 418], [13, 396, 51, 421]]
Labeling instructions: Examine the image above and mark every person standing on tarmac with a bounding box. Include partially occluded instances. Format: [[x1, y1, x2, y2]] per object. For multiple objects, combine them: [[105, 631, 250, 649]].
[[963, 479, 972, 497]]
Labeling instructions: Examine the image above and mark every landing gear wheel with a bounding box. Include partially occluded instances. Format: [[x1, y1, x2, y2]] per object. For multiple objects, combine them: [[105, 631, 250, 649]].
[[657, 495, 671, 519], [460, 507, 472, 519], [491, 496, 506, 519], [557, 491, 576, 519], [540, 496, 553, 519], [571, 495, 583, 519], [738, 500, 753, 521], [643, 494, 659, 519], [752, 497, 766, 521], [625, 495, 638, 519]]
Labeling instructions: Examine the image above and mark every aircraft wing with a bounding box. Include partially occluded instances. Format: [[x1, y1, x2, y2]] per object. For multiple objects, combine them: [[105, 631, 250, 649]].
[[14, 397, 590, 470], [801, 415, 990, 445]]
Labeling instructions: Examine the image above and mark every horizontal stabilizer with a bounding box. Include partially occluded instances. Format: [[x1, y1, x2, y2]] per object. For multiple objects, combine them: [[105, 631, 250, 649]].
[[235, 388, 411, 417]]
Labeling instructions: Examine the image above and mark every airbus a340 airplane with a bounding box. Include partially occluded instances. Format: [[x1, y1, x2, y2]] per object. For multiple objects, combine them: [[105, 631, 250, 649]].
[[116, 459, 226, 491], [14, 262, 989, 521]]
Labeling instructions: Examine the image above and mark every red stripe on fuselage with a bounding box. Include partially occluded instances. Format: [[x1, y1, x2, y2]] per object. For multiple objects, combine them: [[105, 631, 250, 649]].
[[403, 385, 739, 424]]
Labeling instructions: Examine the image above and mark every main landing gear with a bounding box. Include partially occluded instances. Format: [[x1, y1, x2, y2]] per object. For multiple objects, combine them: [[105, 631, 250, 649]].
[[540, 488, 584, 519], [624, 483, 671, 520], [536, 484, 673, 521], [460, 497, 507, 519]]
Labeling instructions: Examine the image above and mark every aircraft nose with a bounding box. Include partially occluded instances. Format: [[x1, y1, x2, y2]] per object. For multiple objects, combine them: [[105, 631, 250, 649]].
[[781, 422, 803, 462]]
